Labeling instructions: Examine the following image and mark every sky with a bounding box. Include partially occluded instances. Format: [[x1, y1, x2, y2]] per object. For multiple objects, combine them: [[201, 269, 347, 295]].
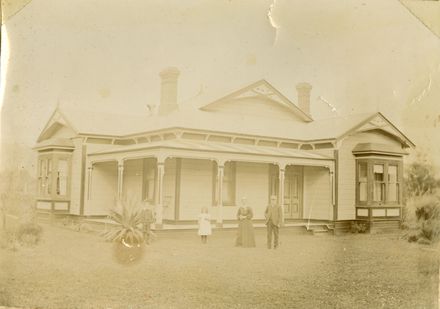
[[1, 0, 440, 171]]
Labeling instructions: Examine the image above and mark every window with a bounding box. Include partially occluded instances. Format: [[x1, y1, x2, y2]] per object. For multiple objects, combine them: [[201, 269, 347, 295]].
[[358, 163, 368, 202], [38, 158, 51, 197], [388, 165, 399, 202], [37, 155, 71, 199], [356, 160, 402, 205], [38, 159, 45, 196], [46, 159, 52, 195], [56, 160, 68, 196], [222, 162, 236, 206], [373, 164, 384, 203]]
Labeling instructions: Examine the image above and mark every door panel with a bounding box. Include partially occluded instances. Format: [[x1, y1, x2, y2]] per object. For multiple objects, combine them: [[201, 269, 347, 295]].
[[283, 171, 302, 219], [284, 177, 292, 216]]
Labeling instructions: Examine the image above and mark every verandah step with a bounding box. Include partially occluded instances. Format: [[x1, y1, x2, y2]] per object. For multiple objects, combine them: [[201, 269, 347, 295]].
[[306, 225, 331, 236]]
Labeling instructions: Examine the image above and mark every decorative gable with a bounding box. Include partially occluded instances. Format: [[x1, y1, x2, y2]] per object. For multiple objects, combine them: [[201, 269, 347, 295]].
[[37, 109, 78, 142], [340, 113, 415, 148], [200, 80, 313, 122]]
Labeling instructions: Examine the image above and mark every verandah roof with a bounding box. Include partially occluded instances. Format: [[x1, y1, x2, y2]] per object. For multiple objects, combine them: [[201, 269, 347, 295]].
[[88, 138, 333, 161]]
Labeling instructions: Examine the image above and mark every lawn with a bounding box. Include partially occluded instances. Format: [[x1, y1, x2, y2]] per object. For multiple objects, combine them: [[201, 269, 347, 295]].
[[0, 223, 438, 309]]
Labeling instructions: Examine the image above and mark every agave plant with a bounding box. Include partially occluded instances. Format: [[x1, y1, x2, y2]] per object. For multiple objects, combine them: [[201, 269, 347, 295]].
[[101, 199, 145, 244], [101, 199, 147, 264]]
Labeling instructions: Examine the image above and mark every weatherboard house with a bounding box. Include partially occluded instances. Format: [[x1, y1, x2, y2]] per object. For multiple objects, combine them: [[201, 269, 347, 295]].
[[34, 68, 414, 232]]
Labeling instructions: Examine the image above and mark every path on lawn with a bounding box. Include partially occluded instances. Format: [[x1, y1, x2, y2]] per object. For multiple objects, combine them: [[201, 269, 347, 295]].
[[0, 224, 438, 309]]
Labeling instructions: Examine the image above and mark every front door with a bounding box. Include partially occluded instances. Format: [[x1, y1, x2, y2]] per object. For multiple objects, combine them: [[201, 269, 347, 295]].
[[283, 168, 303, 219]]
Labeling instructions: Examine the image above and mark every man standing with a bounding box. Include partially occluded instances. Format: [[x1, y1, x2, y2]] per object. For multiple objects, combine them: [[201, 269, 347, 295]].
[[265, 195, 283, 249]]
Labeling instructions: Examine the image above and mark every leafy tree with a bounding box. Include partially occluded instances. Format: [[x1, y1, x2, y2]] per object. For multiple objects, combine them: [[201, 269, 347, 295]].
[[405, 158, 440, 198]]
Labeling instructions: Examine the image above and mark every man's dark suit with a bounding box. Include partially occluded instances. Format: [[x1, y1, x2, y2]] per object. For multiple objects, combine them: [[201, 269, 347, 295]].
[[265, 204, 283, 249]]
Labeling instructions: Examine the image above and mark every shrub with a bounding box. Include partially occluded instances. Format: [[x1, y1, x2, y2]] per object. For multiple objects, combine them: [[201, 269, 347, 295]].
[[417, 237, 432, 245], [350, 221, 368, 234], [407, 231, 418, 243], [17, 222, 43, 246], [404, 194, 440, 244]]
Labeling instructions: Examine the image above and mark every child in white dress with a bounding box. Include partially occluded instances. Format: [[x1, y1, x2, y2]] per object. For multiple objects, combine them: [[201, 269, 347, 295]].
[[198, 207, 212, 244]]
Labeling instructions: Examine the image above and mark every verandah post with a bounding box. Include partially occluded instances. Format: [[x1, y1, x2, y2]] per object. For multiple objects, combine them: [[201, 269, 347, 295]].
[[117, 160, 124, 200], [154, 160, 165, 229], [216, 163, 224, 228], [278, 165, 286, 225], [86, 164, 93, 201], [329, 165, 336, 221]]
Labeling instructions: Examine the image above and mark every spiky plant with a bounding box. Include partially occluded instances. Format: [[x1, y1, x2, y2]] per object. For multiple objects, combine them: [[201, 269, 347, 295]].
[[101, 199, 145, 244]]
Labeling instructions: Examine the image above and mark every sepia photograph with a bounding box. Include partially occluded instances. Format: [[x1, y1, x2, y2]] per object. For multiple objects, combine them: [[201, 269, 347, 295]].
[[1, 0, 440, 308]]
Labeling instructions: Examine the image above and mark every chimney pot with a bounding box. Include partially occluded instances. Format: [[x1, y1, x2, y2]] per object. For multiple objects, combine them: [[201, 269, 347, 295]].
[[159, 67, 180, 115], [296, 82, 312, 116]]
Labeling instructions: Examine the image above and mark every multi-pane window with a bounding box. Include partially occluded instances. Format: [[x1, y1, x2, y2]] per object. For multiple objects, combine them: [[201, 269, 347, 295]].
[[38, 158, 51, 196], [373, 164, 385, 202], [388, 165, 399, 202], [46, 159, 52, 195], [38, 159, 46, 196], [56, 160, 68, 196], [38, 155, 70, 198], [358, 163, 368, 202], [356, 160, 402, 205]]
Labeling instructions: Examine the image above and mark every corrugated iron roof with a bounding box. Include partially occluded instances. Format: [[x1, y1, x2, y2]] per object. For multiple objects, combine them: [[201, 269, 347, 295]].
[[58, 105, 377, 142]]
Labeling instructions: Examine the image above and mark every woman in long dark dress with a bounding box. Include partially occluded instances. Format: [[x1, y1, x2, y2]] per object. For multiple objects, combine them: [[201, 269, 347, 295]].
[[235, 197, 256, 247]]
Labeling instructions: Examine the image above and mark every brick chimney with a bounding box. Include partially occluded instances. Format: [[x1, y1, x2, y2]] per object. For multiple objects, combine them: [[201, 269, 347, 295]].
[[159, 67, 180, 115], [296, 82, 312, 116]]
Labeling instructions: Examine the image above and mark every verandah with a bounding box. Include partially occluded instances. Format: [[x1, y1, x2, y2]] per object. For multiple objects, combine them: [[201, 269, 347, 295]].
[[85, 146, 335, 227]]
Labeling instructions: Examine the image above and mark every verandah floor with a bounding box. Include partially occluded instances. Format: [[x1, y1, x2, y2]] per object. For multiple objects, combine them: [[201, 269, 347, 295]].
[[0, 223, 437, 309], [83, 217, 333, 231]]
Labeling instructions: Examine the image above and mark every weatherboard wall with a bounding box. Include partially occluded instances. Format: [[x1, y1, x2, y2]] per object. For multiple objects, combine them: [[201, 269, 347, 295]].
[[303, 166, 332, 220]]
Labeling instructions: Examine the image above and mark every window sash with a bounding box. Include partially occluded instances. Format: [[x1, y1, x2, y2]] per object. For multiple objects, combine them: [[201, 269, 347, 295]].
[[56, 159, 68, 196], [387, 165, 399, 203], [373, 164, 385, 202], [46, 159, 52, 195]]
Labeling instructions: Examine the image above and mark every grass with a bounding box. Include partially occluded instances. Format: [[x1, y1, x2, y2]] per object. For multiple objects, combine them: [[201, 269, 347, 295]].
[[0, 224, 438, 309]]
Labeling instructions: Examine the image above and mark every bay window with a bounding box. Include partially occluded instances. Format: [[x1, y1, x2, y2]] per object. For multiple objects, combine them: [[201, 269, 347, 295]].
[[356, 159, 402, 206], [37, 154, 71, 199]]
